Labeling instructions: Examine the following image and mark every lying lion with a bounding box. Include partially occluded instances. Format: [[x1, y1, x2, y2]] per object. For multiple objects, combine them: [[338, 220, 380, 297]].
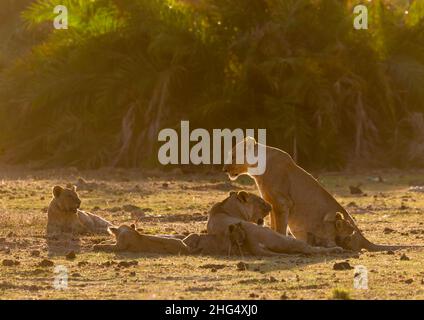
[[47, 185, 113, 235], [228, 222, 342, 256], [207, 191, 271, 236], [206, 191, 343, 255], [94, 224, 191, 254], [223, 138, 421, 251]]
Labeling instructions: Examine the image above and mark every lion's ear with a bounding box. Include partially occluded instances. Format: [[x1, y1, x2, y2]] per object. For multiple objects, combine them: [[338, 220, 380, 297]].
[[130, 224, 136, 229], [245, 136, 257, 144], [229, 191, 237, 197], [108, 227, 118, 236], [237, 191, 249, 202], [335, 212, 344, 220], [53, 186, 63, 198]]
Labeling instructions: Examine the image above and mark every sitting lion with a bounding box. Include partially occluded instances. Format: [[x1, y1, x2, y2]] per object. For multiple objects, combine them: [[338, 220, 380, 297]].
[[223, 137, 421, 251], [94, 224, 191, 254], [47, 185, 113, 235]]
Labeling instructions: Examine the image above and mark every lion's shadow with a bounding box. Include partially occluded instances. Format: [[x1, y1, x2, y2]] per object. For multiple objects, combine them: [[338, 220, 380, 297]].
[[46, 234, 81, 257], [221, 251, 360, 272], [98, 250, 359, 272]]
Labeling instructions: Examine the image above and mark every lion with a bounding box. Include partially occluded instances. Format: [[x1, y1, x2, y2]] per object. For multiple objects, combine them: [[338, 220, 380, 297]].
[[180, 191, 270, 256], [207, 190, 271, 236], [93, 224, 191, 254], [228, 222, 342, 256], [182, 233, 240, 256], [223, 138, 420, 251], [206, 191, 342, 255], [47, 185, 112, 235]]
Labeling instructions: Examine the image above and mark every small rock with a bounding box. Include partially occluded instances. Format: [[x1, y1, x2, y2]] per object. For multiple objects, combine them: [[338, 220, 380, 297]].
[[400, 253, 410, 261], [236, 261, 248, 271], [280, 293, 289, 300], [269, 276, 278, 283], [162, 183, 169, 188], [118, 261, 137, 268], [399, 204, 408, 210], [39, 259, 54, 267], [249, 293, 259, 298], [405, 278, 413, 284], [349, 185, 363, 195], [333, 261, 353, 270], [211, 268, 217, 273], [384, 227, 395, 234], [66, 251, 76, 260], [78, 261, 89, 267], [129, 271, 136, 277], [386, 250, 395, 255], [31, 250, 40, 257], [2, 259, 19, 267]]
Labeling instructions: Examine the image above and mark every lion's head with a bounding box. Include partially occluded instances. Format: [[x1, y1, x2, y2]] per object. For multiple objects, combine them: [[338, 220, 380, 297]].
[[331, 212, 362, 250], [219, 191, 272, 224], [52, 185, 82, 213], [334, 212, 355, 238], [223, 137, 262, 180], [108, 224, 137, 238]]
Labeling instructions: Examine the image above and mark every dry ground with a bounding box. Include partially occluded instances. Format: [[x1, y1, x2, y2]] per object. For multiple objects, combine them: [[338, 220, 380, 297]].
[[1, 166, 424, 300]]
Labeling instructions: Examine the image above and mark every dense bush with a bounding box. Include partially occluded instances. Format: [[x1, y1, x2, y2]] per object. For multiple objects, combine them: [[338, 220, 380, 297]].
[[1, 0, 424, 169]]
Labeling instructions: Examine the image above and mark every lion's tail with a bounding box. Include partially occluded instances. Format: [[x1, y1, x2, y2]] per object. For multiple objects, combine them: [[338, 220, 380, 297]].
[[358, 232, 424, 252]]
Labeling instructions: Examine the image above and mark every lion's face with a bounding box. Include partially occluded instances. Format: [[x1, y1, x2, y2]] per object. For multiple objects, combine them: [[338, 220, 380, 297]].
[[223, 137, 256, 180], [228, 223, 246, 248], [333, 212, 360, 250], [334, 213, 355, 238], [52, 185, 82, 213], [223, 191, 272, 224], [108, 224, 138, 239]]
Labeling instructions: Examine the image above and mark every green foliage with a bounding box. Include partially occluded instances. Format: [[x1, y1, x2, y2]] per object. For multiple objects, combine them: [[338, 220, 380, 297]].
[[0, 0, 424, 169], [331, 288, 352, 300]]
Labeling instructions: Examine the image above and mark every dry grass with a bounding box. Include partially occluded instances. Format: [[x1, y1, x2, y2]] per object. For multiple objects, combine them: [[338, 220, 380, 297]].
[[1, 166, 424, 300]]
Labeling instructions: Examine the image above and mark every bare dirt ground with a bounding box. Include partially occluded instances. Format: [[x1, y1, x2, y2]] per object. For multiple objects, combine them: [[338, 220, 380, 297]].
[[1, 166, 424, 300]]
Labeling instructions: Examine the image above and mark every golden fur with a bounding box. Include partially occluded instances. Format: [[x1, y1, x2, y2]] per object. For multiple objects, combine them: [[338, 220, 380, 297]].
[[47, 185, 112, 235], [223, 138, 422, 252], [228, 222, 342, 256], [206, 191, 342, 255], [93, 224, 191, 254]]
